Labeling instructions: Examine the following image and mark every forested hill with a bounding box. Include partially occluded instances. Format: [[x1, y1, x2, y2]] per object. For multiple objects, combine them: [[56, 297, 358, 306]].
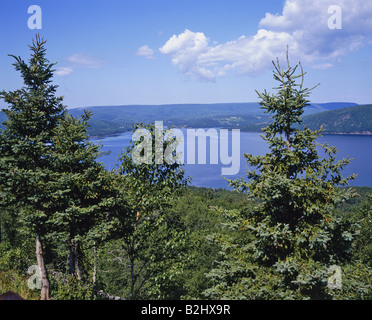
[[66, 102, 358, 136], [0, 102, 362, 137], [299, 104, 372, 134]]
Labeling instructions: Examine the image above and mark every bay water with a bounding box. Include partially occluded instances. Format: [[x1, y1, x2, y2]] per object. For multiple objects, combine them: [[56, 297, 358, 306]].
[[91, 130, 372, 189]]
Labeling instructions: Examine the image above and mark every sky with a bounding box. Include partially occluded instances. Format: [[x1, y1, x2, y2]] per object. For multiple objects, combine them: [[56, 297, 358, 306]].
[[0, 0, 372, 109]]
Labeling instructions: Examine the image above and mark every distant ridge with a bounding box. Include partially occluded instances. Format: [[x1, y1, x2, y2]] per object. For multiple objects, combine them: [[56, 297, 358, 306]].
[[300, 104, 372, 134], [66, 102, 358, 136], [309, 102, 358, 111], [0, 102, 363, 137]]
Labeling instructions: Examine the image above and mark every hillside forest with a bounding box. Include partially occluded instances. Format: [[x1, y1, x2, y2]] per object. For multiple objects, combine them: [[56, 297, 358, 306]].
[[0, 36, 371, 300]]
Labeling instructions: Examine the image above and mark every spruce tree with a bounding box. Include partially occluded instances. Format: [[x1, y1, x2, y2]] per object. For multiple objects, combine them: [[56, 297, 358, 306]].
[[0, 35, 65, 300], [49, 111, 120, 282], [206, 55, 361, 299]]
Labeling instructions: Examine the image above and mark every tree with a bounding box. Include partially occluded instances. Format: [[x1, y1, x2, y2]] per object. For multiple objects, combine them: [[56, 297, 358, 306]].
[[114, 123, 189, 299], [0, 35, 65, 300], [348, 195, 372, 269], [205, 54, 365, 299], [49, 111, 120, 282]]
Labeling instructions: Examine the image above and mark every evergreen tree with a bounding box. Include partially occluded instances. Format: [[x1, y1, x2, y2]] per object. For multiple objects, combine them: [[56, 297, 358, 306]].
[[205, 54, 366, 299], [49, 111, 120, 282], [0, 35, 65, 300]]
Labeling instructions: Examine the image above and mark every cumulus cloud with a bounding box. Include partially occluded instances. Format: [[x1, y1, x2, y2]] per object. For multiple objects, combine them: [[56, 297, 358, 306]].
[[159, 28, 297, 81], [136, 45, 155, 59], [259, 0, 372, 60], [160, 0, 372, 81], [198, 29, 298, 77], [159, 29, 214, 80]]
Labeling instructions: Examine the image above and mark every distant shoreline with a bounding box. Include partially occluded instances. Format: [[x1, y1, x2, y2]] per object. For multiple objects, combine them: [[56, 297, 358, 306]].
[[88, 128, 372, 139]]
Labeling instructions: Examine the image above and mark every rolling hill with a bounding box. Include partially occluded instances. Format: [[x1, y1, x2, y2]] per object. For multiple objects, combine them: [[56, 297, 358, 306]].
[[67, 102, 358, 136], [0, 102, 366, 137], [299, 104, 372, 134]]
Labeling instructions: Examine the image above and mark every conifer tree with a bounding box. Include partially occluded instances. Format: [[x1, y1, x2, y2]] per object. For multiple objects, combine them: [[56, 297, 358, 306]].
[[206, 54, 361, 299], [0, 35, 65, 300], [50, 111, 120, 281]]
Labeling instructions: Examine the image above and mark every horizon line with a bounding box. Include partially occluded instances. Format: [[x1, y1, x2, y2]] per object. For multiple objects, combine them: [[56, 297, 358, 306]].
[[66, 101, 360, 110]]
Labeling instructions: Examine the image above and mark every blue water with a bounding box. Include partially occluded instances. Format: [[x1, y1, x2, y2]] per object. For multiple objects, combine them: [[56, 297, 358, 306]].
[[91, 131, 372, 189]]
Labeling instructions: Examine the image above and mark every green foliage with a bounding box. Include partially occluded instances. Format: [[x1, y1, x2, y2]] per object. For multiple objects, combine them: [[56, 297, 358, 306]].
[[167, 187, 252, 299], [0, 242, 30, 272], [47, 111, 121, 280], [0, 35, 66, 239], [325, 261, 372, 300], [51, 275, 96, 300], [119, 123, 189, 212], [0, 35, 71, 300], [206, 55, 369, 299], [0, 37, 370, 301], [95, 187, 252, 300], [103, 123, 189, 299], [0, 36, 123, 298], [0, 205, 22, 244], [346, 195, 372, 268], [96, 219, 189, 300], [0, 269, 39, 300]]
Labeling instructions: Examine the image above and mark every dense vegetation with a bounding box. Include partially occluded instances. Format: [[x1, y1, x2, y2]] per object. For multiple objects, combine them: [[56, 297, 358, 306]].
[[299, 104, 372, 134], [1, 186, 371, 300], [0, 37, 371, 300]]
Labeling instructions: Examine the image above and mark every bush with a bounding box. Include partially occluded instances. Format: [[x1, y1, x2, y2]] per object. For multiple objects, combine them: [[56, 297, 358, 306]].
[[0, 269, 39, 300], [51, 275, 96, 300], [0, 242, 29, 272]]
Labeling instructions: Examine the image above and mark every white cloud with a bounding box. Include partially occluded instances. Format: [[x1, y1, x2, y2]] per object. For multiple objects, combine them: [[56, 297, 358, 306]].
[[136, 45, 155, 59], [55, 53, 105, 76], [159, 29, 297, 81], [259, 0, 372, 60], [310, 63, 334, 70], [160, 0, 372, 81], [67, 53, 104, 69], [55, 67, 74, 76], [198, 29, 298, 77], [159, 29, 213, 80], [160, 29, 209, 55]]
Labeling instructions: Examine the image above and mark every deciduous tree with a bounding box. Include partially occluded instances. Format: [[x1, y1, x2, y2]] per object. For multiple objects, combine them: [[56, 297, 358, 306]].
[[116, 123, 189, 299]]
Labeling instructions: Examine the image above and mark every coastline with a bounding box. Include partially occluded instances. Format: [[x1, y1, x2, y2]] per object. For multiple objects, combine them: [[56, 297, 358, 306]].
[[88, 127, 372, 139]]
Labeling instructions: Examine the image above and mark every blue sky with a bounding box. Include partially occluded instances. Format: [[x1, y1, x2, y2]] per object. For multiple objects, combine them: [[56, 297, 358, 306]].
[[0, 0, 372, 109]]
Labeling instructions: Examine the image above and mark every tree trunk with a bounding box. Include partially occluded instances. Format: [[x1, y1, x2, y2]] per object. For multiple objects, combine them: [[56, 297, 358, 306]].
[[130, 254, 135, 300], [130, 213, 140, 299], [130, 233, 136, 299], [35, 234, 50, 300], [75, 243, 82, 281], [69, 242, 76, 276], [93, 243, 97, 284], [70, 243, 75, 275], [70, 240, 82, 280]]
